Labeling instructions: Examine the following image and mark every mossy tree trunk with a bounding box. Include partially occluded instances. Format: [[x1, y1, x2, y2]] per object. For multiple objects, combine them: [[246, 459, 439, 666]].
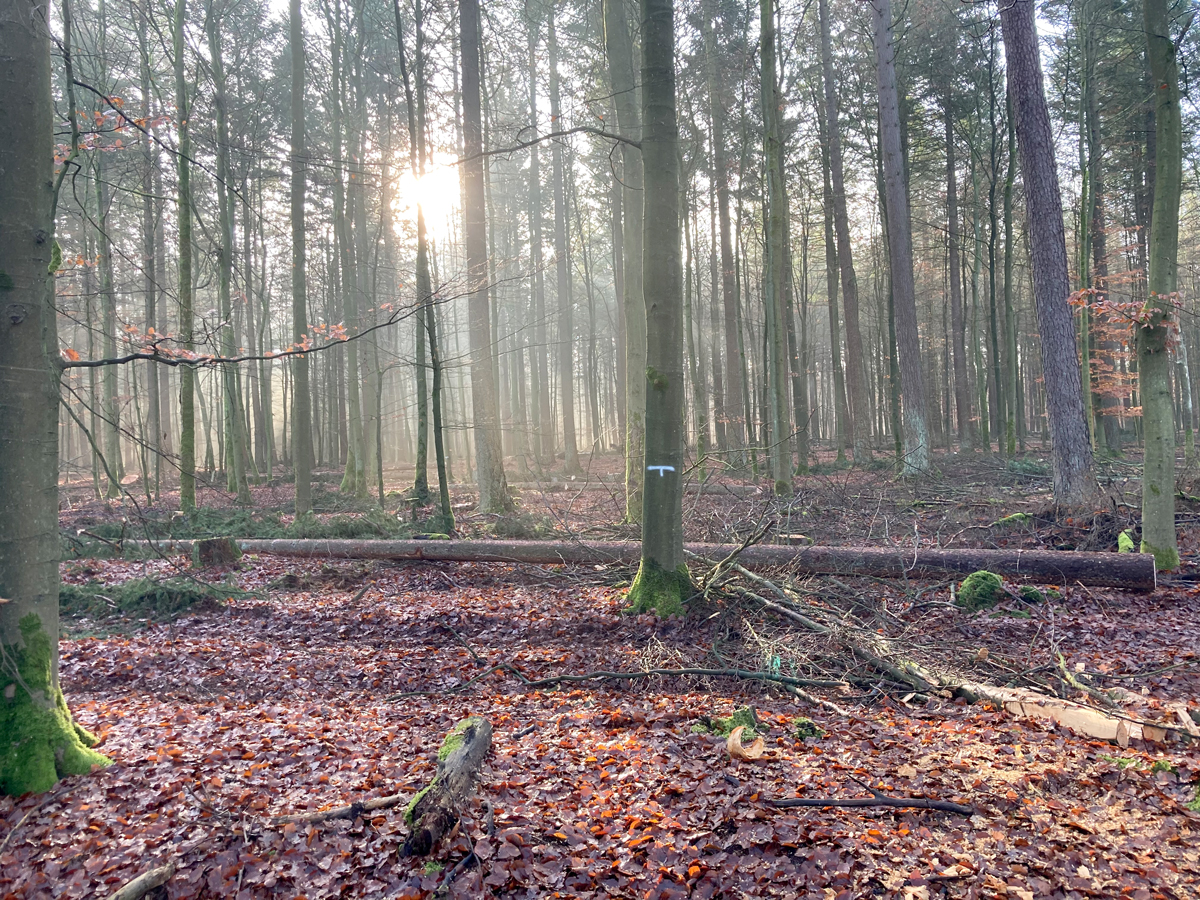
[[1, 0, 110, 796], [626, 0, 690, 617], [1140, 0, 1181, 570]]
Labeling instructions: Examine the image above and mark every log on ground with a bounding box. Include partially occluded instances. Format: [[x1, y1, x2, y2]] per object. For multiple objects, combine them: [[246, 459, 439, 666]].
[[215, 539, 1155, 590], [402, 716, 492, 857]]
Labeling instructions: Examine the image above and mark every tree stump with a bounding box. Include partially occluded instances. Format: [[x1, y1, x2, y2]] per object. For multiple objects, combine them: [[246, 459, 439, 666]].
[[402, 716, 492, 856], [192, 537, 242, 568]]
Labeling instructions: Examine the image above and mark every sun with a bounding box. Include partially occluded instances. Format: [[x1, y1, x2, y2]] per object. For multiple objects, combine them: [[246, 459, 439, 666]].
[[393, 155, 461, 245]]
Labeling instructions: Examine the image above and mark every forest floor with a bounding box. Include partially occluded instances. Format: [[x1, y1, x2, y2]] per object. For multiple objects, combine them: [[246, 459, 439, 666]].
[[4, 449, 1200, 899]]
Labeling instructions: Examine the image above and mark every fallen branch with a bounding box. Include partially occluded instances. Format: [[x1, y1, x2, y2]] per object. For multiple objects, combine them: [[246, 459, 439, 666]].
[[770, 793, 974, 815], [105, 863, 176, 900], [384, 663, 848, 700], [275, 792, 408, 825], [115, 538, 1157, 590]]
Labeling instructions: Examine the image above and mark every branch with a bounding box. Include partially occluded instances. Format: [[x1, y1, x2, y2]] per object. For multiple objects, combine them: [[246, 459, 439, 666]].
[[455, 126, 640, 165]]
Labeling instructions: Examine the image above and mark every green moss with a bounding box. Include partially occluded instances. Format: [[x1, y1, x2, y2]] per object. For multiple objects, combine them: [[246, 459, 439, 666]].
[[1018, 585, 1045, 603], [645, 366, 669, 392], [48, 240, 62, 275], [1, 614, 110, 796], [59, 577, 224, 625], [692, 706, 761, 740], [1140, 539, 1180, 572], [0, 271, 13, 291], [993, 512, 1032, 527], [956, 570, 1005, 611], [437, 716, 484, 762], [1118, 530, 1136, 553], [624, 560, 691, 617], [773, 480, 793, 497], [1187, 786, 1200, 812], [792, 717, 825, 740], [403, 779, 435, 826], [423, 861, 445, 875]]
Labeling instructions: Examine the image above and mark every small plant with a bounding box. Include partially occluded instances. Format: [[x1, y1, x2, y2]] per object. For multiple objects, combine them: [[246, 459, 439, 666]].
[[792, 717, 825, 740], [1118, 530, 1136, 553], [692, 706, 760, 740], [1018, 585, 1045, 603]]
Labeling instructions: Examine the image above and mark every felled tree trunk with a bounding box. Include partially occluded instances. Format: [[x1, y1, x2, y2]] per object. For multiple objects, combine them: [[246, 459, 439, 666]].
[[402, 716, 492, 857], [204, 539, 1155, 590]]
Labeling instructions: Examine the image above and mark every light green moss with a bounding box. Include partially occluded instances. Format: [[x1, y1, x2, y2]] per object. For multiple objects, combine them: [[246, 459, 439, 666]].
[[437, 716, 484, 762], [792, 717, 825, 740], [2, 614, 110, 796], [956, 570, 1005, 611], [1018, 585, 1045, 604], [403, 779, 435, 826], [993, 512, 1032, 527], [1118, 531, 1136, 553], [624, 561, 691, 617], [1141, 539, 1180, 571]]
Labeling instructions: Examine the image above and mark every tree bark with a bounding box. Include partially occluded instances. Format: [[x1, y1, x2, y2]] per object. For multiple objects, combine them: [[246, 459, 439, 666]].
[[999, 0, 1098, 507], [945, 98, 972, 451]]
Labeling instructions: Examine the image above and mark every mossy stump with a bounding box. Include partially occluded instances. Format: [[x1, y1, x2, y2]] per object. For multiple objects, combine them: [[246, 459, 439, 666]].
[[402, 716, 492, 857], [192, 536, 242, 568], [2, 614, 110, 796], [625, 560, 691, 617]]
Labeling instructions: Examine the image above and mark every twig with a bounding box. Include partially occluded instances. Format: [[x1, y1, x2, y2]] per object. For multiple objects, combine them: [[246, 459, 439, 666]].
[[0, 805, 38, 855], [770, 783, 973, 815]]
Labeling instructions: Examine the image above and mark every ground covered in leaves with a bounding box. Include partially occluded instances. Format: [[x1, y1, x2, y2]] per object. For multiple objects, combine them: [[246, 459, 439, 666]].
[[5, 452, 1200, 898]]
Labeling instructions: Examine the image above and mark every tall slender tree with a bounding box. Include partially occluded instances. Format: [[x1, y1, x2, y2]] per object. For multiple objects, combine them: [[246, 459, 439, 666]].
[[289, 0, 313, 515]]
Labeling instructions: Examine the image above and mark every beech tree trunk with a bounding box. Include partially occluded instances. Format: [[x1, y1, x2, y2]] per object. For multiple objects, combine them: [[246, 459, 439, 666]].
[[999, 0, 1098, 507], [945, 98, 972, 451], [627, 0, 688, 615], [0, 0, 109, 796], [1140, 0, 1181, 569]]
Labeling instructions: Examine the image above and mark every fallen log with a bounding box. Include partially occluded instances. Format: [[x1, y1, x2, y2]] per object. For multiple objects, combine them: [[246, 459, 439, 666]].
[[402, 716, 492, 857], [121, 538, 1157, 590], [105, 863, 175, 900]]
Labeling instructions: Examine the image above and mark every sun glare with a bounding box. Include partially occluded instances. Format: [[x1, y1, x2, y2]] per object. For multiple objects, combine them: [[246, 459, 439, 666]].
[[393, 157, 461, 245]]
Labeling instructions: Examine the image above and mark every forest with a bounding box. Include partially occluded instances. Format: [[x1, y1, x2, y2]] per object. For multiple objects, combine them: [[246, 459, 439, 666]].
[[2, 0, 1200, 895]]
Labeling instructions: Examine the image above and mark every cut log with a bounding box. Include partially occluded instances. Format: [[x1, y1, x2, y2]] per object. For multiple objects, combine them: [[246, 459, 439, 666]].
[[402, 716, 492, 857], [105, 863, 175, 900], [124, 539, 1156, 590]]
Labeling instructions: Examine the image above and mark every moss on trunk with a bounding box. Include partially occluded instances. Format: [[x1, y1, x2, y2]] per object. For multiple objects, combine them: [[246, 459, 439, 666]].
[[625, 560, 691, 617], [2, 614, 110, 796]]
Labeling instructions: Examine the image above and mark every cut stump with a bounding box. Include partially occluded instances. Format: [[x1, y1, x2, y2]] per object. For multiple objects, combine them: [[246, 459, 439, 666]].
[[402, 716, 492, 857]]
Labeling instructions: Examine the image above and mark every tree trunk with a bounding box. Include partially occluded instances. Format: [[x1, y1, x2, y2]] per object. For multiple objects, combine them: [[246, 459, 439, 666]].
[[175, 0, 197, 511], [817, 94, 849, 461], [526, 9, 553, 469], [547, 12, 581, 476], [603, 0, 646, 522], [871, 0, 929, 474], [999, 0, 1098, 507], [1140, 0, 1181, 568], [819, 0, 871, 463], [0, 0, 109, 796], [289, 0, 313, 516], [945, 98, 972, 451], [460, 0, 513, 513], [136, 4, 160, 495], [760, 0, 792, 493], [627, 0, 688, 615]]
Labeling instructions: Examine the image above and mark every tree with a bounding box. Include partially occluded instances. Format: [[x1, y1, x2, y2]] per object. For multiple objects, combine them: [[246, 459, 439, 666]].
[[603, 0, 646, 523], [759, 0, 792, 494], [819, 0, 872, 463], [175, 0, 197, 511], [460, 0, 513, 513], [1, 0, 109, 796], [999, 0, 1098, 507], [289, 0, 313, 516], [626, 0, 688, 615], [1139, 0, 1181, 569], [871, 0, 930, 474]]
